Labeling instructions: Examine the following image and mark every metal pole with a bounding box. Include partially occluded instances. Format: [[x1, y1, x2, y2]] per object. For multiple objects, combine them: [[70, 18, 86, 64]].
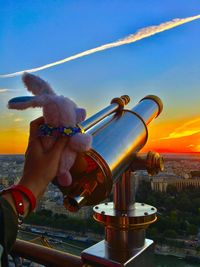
[[106, 170, 146, 252], [114, 169, 135, 212]]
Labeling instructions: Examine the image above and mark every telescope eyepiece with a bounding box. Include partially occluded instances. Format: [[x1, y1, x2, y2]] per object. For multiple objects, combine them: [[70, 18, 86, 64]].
[[110, 95, 130, 110], [121, 95, 130, 105], [139, 95, 163, 116]]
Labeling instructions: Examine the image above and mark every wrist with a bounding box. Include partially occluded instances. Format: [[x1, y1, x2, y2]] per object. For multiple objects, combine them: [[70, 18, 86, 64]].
[[19, 176, 47, 200], [2, 192, 30, 217], [1, 184, 37, 225]]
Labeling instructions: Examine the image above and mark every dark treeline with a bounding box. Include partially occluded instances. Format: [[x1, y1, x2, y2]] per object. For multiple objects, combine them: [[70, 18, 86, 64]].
[[137, 181, 200, 244], [25, 181, 200, 246], [24, 209, 104, 235]]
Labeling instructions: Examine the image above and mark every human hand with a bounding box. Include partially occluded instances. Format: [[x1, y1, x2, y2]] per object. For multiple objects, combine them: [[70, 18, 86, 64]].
[[2, 117, 67, 216], [18, 117, 68, 200]]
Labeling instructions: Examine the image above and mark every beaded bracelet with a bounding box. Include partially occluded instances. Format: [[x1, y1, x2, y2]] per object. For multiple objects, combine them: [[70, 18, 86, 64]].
[[39, 124, 84, 137]]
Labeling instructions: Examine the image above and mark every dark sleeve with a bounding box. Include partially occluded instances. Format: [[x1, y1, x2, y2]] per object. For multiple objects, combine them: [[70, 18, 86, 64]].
[[0, 196, 18, 266]]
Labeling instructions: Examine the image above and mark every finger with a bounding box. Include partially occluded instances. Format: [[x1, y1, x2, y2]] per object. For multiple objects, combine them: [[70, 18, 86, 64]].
[[28, 117, 44, 143], [26, 136, 44, 155], [29, 117, 44, 137], [50, 137, 68, 160]]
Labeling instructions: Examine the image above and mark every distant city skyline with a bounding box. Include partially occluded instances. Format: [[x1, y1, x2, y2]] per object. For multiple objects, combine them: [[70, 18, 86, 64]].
[[0, 1, 200, 154]]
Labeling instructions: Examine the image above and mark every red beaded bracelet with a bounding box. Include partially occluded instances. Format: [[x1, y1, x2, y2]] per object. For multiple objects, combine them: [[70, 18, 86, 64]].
[[10, 185, 36, 212], [1, 185, 36, 226], [1, 185, 36, 213], [9, 189, 24, 215]]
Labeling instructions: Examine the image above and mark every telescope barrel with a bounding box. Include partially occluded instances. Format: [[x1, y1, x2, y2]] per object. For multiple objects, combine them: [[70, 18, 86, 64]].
[[86, 95, 162, 181], [81, 103, 118, 131], [80, 95, 130, 131]]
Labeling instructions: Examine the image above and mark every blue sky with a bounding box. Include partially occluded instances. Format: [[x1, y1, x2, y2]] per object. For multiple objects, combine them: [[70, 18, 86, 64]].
[[0, 0, 200, 153]]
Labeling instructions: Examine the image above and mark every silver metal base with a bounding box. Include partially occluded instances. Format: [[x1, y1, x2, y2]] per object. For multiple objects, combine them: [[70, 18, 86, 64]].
[[81, 239, 155, 267]]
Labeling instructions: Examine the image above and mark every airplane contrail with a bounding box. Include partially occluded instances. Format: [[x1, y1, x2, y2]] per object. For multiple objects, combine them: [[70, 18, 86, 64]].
[[1, 14, 200, 78], [0, 89, 10, 93], [0, 88, 23, 92]]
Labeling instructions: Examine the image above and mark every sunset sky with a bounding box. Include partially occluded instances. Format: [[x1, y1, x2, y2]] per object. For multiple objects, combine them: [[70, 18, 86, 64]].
[[0, 1, 200, 154]]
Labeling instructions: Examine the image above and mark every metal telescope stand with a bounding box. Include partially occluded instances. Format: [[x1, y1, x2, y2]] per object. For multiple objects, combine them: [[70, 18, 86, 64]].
[[82, 166, 158, 267]]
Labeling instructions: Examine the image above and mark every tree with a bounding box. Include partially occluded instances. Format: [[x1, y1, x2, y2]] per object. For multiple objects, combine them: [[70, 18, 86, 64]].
[[147, 227, 159, 240], [163, 229, 178, 239], [167, 185, 177, 195], [187, 224, 198, 235]]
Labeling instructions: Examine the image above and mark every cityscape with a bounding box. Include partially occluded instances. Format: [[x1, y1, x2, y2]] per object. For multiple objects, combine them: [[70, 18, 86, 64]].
[[1, 153, 200, 266], [0, 154, 93, 220], [1, 153, 200, 219]]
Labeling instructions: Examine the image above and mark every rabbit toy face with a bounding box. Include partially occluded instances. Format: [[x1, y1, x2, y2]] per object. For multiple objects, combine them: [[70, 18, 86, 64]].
[[42, 94, 79, 127], [8, 72, 92, 187]]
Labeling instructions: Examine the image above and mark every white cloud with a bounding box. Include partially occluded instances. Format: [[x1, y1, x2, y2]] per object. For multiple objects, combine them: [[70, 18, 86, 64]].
[[14, 118, 24, 122]]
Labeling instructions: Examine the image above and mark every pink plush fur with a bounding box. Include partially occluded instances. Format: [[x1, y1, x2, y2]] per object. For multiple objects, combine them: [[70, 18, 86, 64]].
[[8, 73, 92, 186]]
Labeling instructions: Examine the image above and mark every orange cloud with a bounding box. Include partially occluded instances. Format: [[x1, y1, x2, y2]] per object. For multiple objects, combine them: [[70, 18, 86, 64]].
[[145, 132, 200, 153], [14, 118, 24, 122], [161, 118, 200, 139], [143, 117, 200, 153]]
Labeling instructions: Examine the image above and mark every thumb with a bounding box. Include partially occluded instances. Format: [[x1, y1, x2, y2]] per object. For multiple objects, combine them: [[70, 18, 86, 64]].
[[50, 137, 68, 160]]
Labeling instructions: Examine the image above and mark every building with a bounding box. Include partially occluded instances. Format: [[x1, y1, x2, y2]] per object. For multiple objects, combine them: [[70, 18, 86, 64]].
[[0, 177, 9, 187], [151, 177, 200, 192]]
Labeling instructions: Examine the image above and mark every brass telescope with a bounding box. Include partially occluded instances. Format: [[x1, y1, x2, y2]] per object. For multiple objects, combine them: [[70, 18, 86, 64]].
[[59, 95, 163, 211]]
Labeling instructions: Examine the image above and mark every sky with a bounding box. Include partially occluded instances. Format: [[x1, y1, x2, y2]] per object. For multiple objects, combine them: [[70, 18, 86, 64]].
[[0, 0, 200, 154]]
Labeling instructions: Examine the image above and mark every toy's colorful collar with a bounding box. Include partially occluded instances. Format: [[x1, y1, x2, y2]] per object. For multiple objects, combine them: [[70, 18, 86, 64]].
[[39, 124, 84, 137]]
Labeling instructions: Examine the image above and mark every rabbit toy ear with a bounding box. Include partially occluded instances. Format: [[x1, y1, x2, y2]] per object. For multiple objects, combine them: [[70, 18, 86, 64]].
[[8, 95, 47, 110], [22, 72, 56, 96]]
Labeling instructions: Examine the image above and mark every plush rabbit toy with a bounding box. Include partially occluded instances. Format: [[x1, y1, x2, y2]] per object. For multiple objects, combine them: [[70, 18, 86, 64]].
[[8, 72, 92, 187]]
